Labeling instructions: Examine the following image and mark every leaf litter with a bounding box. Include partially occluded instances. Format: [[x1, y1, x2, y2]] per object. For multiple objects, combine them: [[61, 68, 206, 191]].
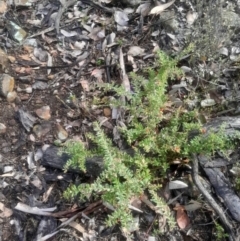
[[0, 0, 240, 240]]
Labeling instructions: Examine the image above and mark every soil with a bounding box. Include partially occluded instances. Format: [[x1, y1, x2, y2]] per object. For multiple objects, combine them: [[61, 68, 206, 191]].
[[1, 0, 240, 241]]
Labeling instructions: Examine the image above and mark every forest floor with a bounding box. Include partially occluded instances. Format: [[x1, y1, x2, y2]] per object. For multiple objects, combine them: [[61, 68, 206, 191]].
[[1, 0, 240, 240]]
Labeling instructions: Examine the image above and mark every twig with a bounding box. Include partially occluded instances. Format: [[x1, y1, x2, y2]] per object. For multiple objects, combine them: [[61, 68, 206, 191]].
[[191, 154, 235, 241], [55, 95, 74, 111]]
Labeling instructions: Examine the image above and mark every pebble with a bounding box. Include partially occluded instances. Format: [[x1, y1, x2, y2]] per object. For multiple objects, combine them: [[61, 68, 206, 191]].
[[7, 91, 17, 102], [0, 74, 15, 97], [8, 119, 17, 126], [17, 86, 32, 93], [0, 1, 7, 14], [0, 48, 9, 71], [0, 123, 6, 134], [2, 146, 11, 153], [3, 166, 13, 173], [33, 123, 51, 138], [56, 123, 68, 141], [103, 107, 112, 117], [20, 94, 30, 100], [35, 106, 51, 120]]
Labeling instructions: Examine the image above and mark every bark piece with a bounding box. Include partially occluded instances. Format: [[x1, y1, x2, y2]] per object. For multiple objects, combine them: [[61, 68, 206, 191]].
[[41, 146, 103, 178], [198, 155, 240, 222]]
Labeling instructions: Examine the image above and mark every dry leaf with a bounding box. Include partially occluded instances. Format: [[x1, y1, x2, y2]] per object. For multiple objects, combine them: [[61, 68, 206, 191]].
[[19, 54, 32, 61], [60, 218, 86, 233], [136, 3, 151, 17], [184, 200, 202, 212], [175, 204, 190, 229], [47, 53, 53, 75], [8, 56, 16, 63], [0, 202, 13, 218], [88, 27, 105, 41], [169, 180, 188, 190], [23, 45, 34, 53], [91, 68, 104, 82], [128, 46, 145, 56], [114, 11, 129, 26], [14, 202, 56, 216], [43, 184, 54, 203], [186, 11, 198, 25], [149, 0, 175, 15], [130, 196, 142, 209], [33, 48, 48, 62], [79, 79, 90, 91]]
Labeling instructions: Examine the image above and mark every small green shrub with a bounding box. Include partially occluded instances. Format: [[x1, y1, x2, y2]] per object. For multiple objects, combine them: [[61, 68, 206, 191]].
[[187, 0, 234, 63], [214, 221, 229, 241], [62, 51, 234, 231]]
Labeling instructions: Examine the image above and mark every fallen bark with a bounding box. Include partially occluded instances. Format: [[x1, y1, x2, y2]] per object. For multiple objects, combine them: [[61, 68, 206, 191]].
[[41, 146, 103, 179]]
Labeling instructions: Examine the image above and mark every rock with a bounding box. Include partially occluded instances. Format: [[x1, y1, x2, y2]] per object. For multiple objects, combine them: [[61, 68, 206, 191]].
[[0, 74, 14, 97], [17, 86, 32, 93], [19, 94, 29, 100], [0, 1, 7, 14], [33, 123, 51, 138], [25, 86, 32, 93], [0, 123, 6, 134], [103, 107, 111, 117], [56, 123, 68, 141], [35, 106, 51, 120], [0, 48, 9, 72], [6, 21, 27, 42], [7, 91, 17, 102]]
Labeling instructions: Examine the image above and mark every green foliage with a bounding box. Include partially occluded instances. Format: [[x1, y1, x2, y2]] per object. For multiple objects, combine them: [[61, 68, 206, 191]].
[[63, 141, 89, 172], [187, 0, 232, 62], [150, 189, 176, 231], [96, 59, 104, 66], [63, 50, 234, 232], [214, 221, 229, 241]]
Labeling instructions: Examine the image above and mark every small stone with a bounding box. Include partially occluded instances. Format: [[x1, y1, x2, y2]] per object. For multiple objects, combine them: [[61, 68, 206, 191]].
[[17, 86, 32, 93], [33, 123, 51, 138], [29, 134, 35, 142], [7, 91, 17, 102], [25, 86, 32, 93], [0, 123, 6, 134], [20, 94, 29, 100], [0, 48, 9, 71], [0, 74, 14, 97], [35, 97, 43, 104], [201, 99, 216, 107], [35, 106, 51, 120], [6, 21, 27, 42], [8, 119, 17, 126], [3, 166, 13, 173], [56, 123, 68, 141], [0, 1, 7, 14], [2, 146, 11, 153], [103, 107, 112, 117]]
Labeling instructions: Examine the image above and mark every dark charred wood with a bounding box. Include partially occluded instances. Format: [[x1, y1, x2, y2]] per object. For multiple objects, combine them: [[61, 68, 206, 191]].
[[41, 146, 104, 179]]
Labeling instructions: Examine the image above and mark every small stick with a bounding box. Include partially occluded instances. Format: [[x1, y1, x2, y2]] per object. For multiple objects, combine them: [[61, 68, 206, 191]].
[[191, 154, 235, 241]]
